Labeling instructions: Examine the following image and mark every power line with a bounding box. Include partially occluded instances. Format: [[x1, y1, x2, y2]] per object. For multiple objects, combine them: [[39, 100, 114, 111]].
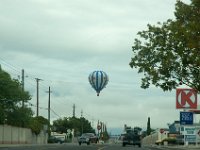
[[0, 59, 50, 92], [28, 101, 61, 118], [0, 59, 105, 124], [50, 108, 62, 119], [0, 58, 21, 73], [27, 102, 48, 110]]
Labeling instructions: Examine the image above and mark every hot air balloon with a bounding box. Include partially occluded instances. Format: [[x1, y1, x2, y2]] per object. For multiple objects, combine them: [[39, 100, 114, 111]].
[[88, 71, 109, 96]]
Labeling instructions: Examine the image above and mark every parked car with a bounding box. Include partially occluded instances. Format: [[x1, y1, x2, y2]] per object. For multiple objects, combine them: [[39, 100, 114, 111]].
[[78, 133, 98, 145], [48, 136, 64, 144]]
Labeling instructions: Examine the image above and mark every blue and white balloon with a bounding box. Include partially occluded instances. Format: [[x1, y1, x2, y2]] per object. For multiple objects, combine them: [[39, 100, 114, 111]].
[[88, 71, 109, 96]]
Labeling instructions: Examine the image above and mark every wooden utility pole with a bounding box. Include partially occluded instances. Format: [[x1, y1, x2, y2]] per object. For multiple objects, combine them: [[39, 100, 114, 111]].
[[47, 86, 52, 138], [35, 78, 42, 116], [81, 110, 83, 134], [21, 69, 24, 107], [97, 120, 100, 138], [73, 104, 76, 117], [48, 86, 52, 124]]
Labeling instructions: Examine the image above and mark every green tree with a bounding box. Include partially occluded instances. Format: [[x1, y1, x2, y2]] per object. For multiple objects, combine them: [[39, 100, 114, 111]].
[[0, 66, 32, 126], [29, 116, 49, 135], [129, 0, 200, 92], [147, 117, 151, 136], [7, 106, 33, 127], [79, 117, 95, 134], [52, 118, 67, 133], [101, 125, 109, 141], [53, 116, 95, 136]]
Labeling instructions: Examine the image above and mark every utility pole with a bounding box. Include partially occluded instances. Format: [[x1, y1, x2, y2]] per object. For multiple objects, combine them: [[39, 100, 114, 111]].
[[73, 104, 76, 117], [81, 110, 83, 134], [35, 78, 42, 117], [21, 69, 24, 108], [92, 118, 94, 128], [46, 86, 52, 138], [100, 122, 103, 135], [81, 109, 83, 118], [47, 86, 52, 125], [97, 120, 100, 138], [21, 69, 25, 127]]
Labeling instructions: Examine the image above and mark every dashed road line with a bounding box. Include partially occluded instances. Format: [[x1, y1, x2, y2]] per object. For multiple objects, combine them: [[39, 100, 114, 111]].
[[97, 146, 107, 150]]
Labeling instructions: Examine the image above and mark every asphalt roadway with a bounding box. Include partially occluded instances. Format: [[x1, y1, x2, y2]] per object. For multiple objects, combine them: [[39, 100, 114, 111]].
[[0, 143, 200, 150]]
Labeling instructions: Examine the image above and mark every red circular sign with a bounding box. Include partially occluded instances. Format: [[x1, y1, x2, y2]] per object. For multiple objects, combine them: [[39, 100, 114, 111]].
[[160, 129, 165, 134]]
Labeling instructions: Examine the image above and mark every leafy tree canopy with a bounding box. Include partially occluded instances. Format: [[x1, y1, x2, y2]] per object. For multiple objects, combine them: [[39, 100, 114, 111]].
[[6, 107, 33, 127], [0, 66, 32, 126], [53, 117, 95, 136], [0, 66, 50, 134], [0, 66, 31, 102], [129, 0, 200, 92], [29, 116, 49, 135]]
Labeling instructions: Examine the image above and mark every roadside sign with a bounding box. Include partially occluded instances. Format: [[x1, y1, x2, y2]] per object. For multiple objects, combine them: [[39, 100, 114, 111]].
[[67, 129, 71, 133], [160, 129, 165, 134], [180, 112, 193, 125], [181, 126, 200, 144], [185, 135, 196, 143], [97, 125, 101, 130], [176, 88, 197, 109], [184, 126, 196, 135], [184, 126, 196, 143]]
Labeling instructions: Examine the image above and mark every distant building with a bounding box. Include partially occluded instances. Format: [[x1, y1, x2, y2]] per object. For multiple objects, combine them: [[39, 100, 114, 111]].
[[168, 120, 200, 144], [168, 121, 180, 133]]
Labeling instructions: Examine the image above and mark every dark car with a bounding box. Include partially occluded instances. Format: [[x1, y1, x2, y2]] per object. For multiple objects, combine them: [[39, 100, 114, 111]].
[[48, 136, 64, 144], [122, 129, 141, 147], [78, 133, 98, 145]]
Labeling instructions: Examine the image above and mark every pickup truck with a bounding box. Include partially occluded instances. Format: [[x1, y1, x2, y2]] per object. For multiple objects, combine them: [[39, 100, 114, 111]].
[[122, 129, 141, 147]]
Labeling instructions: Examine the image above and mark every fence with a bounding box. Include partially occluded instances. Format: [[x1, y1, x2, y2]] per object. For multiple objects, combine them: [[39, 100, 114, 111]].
[[0, 124, 48, 144], [142, 129, 169, 145]]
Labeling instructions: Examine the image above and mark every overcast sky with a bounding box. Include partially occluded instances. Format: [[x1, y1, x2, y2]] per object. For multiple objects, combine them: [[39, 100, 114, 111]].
[[1, 0, 197, 135]]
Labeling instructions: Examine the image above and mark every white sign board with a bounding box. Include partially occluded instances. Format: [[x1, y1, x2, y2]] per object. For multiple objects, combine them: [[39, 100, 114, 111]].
[[181, 126, 200, 144], [184, 126, 195, 135]]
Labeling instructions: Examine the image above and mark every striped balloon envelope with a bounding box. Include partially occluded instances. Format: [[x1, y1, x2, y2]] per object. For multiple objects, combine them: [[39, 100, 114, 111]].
[[88, 71, 109, 96]]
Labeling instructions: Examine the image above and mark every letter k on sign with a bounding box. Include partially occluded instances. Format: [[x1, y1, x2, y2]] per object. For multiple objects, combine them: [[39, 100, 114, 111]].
[[176, 88, 197, 109]]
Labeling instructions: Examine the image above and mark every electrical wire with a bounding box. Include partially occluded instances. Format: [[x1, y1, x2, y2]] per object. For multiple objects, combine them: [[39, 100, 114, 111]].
[[0, 59, 107, 125]]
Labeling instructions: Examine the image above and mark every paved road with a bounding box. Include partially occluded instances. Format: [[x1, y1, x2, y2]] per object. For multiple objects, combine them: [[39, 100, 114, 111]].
[[0, 143, 146, 150], [0, 143, 200, 150]]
